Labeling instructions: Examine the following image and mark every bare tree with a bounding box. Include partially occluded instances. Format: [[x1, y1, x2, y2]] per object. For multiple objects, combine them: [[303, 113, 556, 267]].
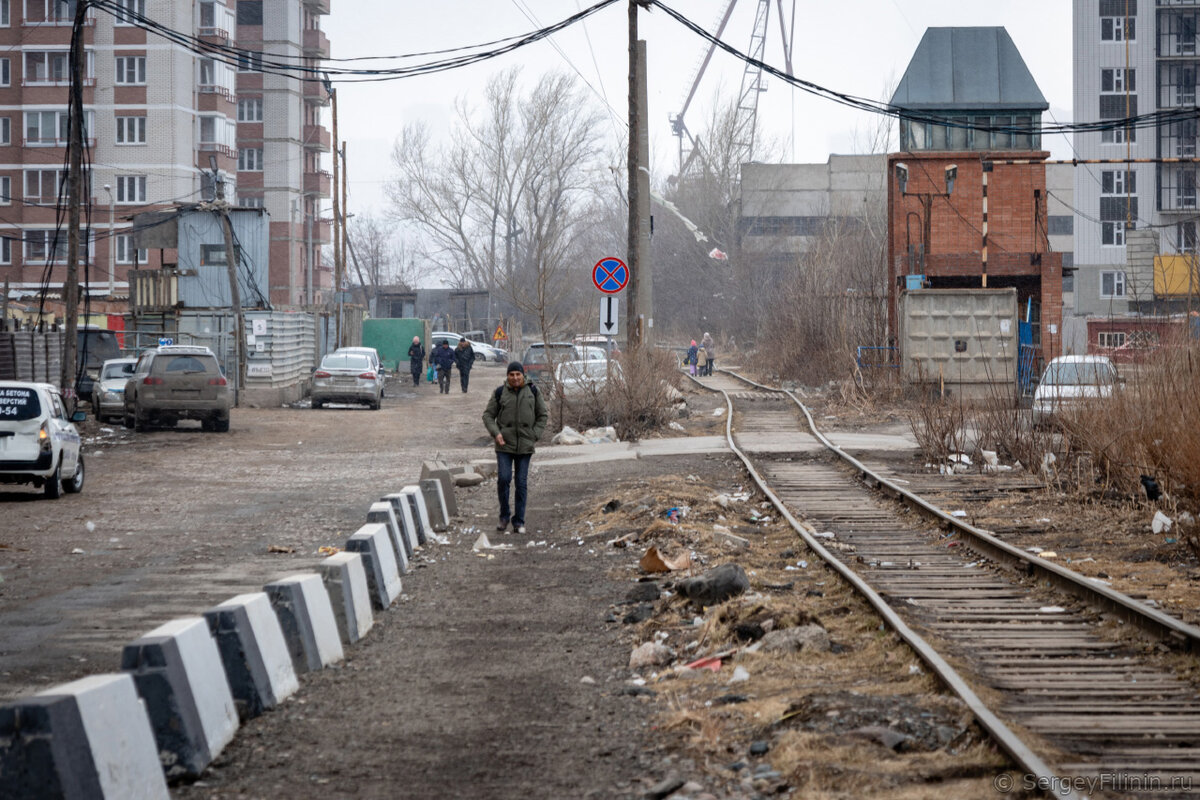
[[346, 213, 418, 295], [387, 68, 606, 342]]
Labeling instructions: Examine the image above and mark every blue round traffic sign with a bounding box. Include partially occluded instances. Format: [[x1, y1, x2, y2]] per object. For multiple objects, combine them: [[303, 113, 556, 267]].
[[592, 257, 628, 294]]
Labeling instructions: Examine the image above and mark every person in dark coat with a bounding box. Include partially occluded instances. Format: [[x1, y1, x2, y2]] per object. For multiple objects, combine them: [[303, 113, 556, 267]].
[[453, 338, 476, 393], [482, 361, 548, 534], [407, 336, 425, 387], [431, 339, 456, 394]]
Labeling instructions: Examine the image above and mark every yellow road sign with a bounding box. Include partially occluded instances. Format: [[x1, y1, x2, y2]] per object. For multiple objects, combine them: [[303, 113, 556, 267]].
[[492, 324, 507, 341]]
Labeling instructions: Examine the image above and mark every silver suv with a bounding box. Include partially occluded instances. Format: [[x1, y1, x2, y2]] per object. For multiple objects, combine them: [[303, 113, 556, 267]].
[[123, 346, 232, 432], [0, 381, 84, 498]]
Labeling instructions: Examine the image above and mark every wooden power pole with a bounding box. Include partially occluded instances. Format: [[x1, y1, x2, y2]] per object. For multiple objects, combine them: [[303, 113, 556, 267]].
[[328, 83, 343, 347]]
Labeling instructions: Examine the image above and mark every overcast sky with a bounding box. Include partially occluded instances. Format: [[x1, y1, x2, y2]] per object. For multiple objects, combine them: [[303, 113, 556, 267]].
[[322, 0, 1073, 218]]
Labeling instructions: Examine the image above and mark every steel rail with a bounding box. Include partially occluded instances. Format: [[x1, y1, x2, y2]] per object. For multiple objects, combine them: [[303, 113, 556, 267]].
[[686, 370, 1078, 800], [717, 368, 1200, 652]]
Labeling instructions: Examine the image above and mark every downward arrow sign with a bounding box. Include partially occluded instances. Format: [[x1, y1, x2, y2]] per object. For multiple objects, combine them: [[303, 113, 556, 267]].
[[603, 297, 615, 331], [598, 295, 618, 336]]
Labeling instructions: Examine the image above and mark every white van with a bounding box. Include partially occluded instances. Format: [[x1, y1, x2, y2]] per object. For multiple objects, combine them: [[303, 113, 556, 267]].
[[1032, 355, 1118, 425]]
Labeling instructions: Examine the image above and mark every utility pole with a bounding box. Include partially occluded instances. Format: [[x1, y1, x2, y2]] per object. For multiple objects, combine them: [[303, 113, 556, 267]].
[[341, 140, 350, 319], [326, 79, 342, 347], [62, 0, 88, 398], [626, 1, 653, 349], [212, 162, 245, 406]]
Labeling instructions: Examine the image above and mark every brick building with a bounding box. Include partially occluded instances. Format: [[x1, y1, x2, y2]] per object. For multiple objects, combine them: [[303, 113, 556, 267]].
[[0, 0, 332, 311], [887, 27, 1064, 360]]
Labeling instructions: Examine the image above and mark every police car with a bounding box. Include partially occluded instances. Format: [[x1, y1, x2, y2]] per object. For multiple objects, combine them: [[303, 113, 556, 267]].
[[0, 381, 85, 499]]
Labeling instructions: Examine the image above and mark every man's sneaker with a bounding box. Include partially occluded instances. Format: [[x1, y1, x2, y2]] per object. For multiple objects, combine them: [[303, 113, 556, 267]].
[[515, 525, 527, 535], [497, 519, 509, 531]]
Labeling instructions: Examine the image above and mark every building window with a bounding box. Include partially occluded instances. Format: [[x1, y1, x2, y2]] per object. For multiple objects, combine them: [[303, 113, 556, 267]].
[[1100, 8, 1135, 42], [236, 51, 264, 73], [1177, 168, 1198, 208], [1100, 270, 1127, 298], [0, 118, 9, 145], [113, 0, 144, 24], [24, 169, 67, 204], [115, 234, 146, 265], [238, 147, 263, 171], [1101, 68, 1135, 94], [0, 176, 10, 205], [236, 0, 263, 25], [239, 195, 264, 208], [24, 51, 69, 84], [115, 116, 146, 145], [0, 0, 8, 27], [0, 237, 10, 265], [115, 56, 146, 85], [115, 175, 147, 204], [1178, 221, 1197, 252], [1100, 125, 1136, 144], [1101, 170, 1135, 196], [0, 59, 8, 88], [1098, 331, 1127, 348], [201, 243, 240, 266], [25, 230, 88, 264], [237, 97, 263, 122]]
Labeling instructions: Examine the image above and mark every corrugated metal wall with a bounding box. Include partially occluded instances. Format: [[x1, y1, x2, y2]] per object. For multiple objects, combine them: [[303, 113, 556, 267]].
[[175, 209, 271, 310], [244, 311, 315, 388], [0, 331, 64, 386]]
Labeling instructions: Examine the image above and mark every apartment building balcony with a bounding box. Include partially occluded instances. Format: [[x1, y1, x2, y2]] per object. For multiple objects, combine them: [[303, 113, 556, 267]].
[[1158, 163, 1200, 212], [305, 170, 332, 197], [303, 124, 332, 152], [311, 219, 331, 245], [303, 80, 330, 106], [303, 28, 330, 58], [302, 0, 330, 15], [198, 26, 231, 45]]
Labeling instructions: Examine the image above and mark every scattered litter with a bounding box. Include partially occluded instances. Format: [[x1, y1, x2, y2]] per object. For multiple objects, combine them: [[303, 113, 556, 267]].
[[949, 453, 972, 465], [814, 531, 835, 540], [1165, 537, 1177, 545], [267, 545, 295, 554], [1179, 511, 1196, 527], [950, 510, 968, 518], [1025, 546, 1043, 554], [629, 641, 674, 670], [607, 532, 638, 548], [712, 408, 725, 417], [1151, 511, 1173, 535], [1038, 551, 1058, 559], [70, 548, 84, 555], [579, 676, 596, 685], [317, 545, 341, 556], [1038, 606, 1066, 614], [472, 532, 514, 551], [797, 560, 808, 568], [981, 450, 999, 467], [427, 532, 450, 545], [525, 540, 548, 547], [551, 425, 586, 446], [1041, 452, 1057, 473], [84, 521, 96, 533], [1037, 518, 1051, 523], [639, 546, 692, 574], [1088, 577, 1112, 586], [908, 664, 923, 675], [582, 426, 619, 444], [728, 665, 750, 684], [682, 655, 724, 672], [668, 421, 686, 433], [1076, 557, 1096, 563], [666, 507, 680, 524]]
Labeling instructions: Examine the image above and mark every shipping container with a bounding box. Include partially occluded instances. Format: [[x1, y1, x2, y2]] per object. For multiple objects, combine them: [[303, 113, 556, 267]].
[[899, 288, 1018, 399]]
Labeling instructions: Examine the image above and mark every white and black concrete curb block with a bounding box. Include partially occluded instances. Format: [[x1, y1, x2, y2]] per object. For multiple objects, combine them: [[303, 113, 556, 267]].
[[366, 501, 409, 574], [120, 617, 239, 781], [383, 492, 419, 558], [263, 574, 345, 674], [400, 485, 431, 545], [419, 478, 450, 532], [345, 523, 403, 609], [202, 593, 299, 721], [319, 552, 374, 645], [0, 673, 169, 800], [419, 460, 459, 517]]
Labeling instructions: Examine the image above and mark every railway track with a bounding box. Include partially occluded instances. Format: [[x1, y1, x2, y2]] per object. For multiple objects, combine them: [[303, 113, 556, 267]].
[[691, 370, 1200, 799]]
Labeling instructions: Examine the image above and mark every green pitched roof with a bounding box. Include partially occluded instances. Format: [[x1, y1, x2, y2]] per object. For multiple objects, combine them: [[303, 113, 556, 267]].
[[890, 27, 1048, 112]]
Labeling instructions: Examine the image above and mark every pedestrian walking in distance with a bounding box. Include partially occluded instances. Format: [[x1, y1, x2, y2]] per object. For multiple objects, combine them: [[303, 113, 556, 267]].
[[482, 361, 548, 535], [701, 332, 715, 376], [407, 336, 425, 387], [454, 338, 476, 393], [431, 340, 456, 394]]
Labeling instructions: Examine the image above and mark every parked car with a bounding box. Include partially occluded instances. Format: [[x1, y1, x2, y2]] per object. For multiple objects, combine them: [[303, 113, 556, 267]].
[[1032, 355, 1119, 425], [334, 346, 387, 397], [90, 357, 137, 423], [520, 343, 580, 384], [431, 331, 504, 363], [0, 381, 85, 498], [311, 352, 383, 410], [579, 346, 607, 362], [554, 359, 624, 396], [75, 327, 122, 400], [123, 346, 232, 432], [573, 334, 621, 357]]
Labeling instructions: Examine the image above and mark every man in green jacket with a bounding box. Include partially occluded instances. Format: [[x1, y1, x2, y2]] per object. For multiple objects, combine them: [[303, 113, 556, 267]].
[[482, 361, 549, 535]]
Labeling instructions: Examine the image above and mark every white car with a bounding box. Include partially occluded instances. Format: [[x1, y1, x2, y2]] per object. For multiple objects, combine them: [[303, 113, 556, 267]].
[[431, 332, 502, 362], [0, 381, 85, 499], [1032, 355, 1118, 425], [91, 357, 137, 423], [334, 346, 387, 397], [554, 359, 624, 396]]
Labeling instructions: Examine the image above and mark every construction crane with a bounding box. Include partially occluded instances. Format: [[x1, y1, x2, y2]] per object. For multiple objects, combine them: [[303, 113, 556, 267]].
[[669, 0, 796, 183]]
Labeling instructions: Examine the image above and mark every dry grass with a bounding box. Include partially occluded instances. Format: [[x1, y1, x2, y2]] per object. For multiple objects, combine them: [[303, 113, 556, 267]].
[[547, 347, 682, 441]]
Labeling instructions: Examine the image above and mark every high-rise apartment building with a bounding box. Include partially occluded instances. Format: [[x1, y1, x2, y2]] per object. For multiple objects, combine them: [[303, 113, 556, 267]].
[[0, 0, 331, 309], [1072, 0, 1197, 336]]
